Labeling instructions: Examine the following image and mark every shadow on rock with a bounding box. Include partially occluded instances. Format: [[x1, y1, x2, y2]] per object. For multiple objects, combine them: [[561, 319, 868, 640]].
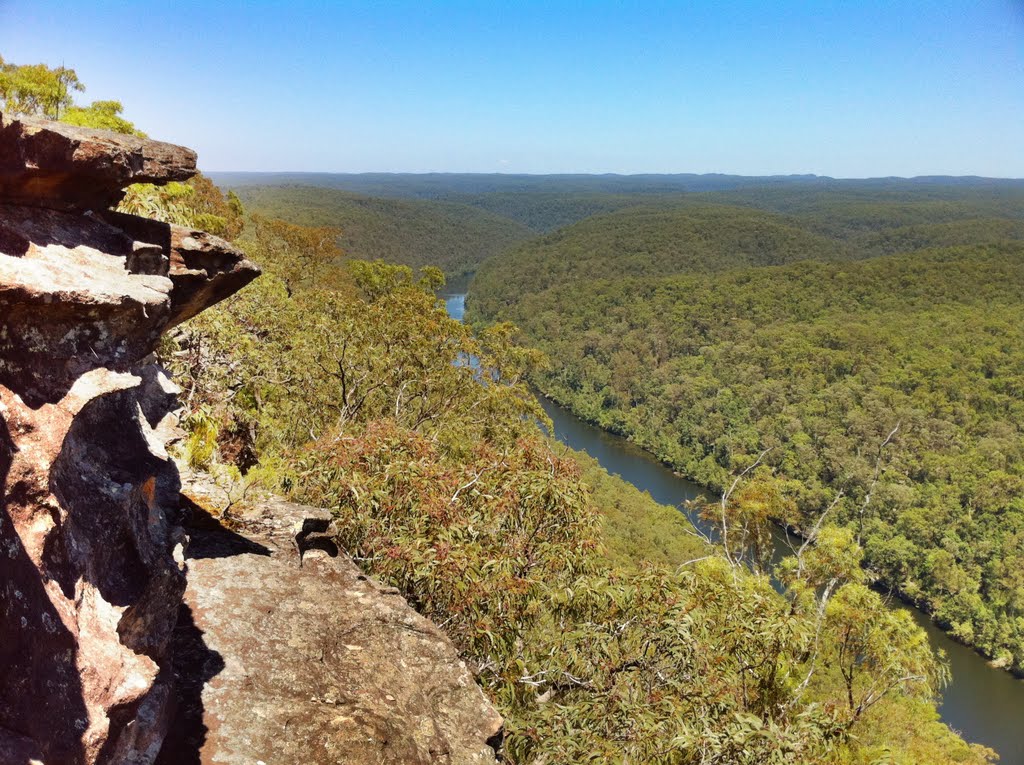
[[180, 495, 272, 560], [0, 416, 90, 764], [154, 604, 225, 765]]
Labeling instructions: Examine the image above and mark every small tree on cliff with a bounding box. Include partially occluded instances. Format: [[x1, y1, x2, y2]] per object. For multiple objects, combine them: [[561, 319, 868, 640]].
[[0, 56, 84, 118], [62, 99, 142, 135]]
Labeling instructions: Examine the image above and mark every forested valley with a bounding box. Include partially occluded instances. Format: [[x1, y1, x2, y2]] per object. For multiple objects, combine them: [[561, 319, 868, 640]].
[[201, 153, 1024, 760], [5, 53, 1017, 762], [470, 187, 1024, 677], [168, 191, 998, 765]]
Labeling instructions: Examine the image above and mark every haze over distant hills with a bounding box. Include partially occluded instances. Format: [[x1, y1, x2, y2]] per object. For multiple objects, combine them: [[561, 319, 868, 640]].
[[220, 172, 1024, 276], [210, 171, 1024, 200]]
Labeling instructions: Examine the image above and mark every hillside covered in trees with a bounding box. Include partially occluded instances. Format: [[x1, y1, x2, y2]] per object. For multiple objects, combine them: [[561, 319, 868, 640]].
[[469, 192, 1024, 677], [221, 176, 1024, 289], [232, 185, 535, 278], [469, 203, 849, 313], [169, 201, 990, 765], [215, 170, 1024, 231]]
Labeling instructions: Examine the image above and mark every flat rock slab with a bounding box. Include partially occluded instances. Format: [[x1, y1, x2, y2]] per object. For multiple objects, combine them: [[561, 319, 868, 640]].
[[0, 113, 197, 211], [0, 203, 258, 407], [158, 474, 501, 765]]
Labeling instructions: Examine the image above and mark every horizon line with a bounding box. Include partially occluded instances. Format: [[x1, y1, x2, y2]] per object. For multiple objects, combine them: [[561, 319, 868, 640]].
[[204, 170, 1024, 182]]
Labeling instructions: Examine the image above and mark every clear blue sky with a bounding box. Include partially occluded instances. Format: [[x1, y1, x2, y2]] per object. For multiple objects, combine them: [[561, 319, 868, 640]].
[[2, 0, 1022, 176]]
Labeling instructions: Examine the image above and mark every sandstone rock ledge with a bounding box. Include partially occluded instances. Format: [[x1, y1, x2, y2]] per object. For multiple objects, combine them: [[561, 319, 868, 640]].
[[0, 114, 257, 763], [158, 472, 502, 765], [0, 113, 501, 764]]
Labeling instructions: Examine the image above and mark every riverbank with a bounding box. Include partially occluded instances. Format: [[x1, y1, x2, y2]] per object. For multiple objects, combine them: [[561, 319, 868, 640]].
[[448, 289, 1024, 761], [537, 391, 1024, 763], [537, 385, 1024, 671]]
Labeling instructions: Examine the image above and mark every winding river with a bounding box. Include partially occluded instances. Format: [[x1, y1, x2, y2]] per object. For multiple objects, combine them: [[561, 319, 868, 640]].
[[445, 293, 1024, 762]]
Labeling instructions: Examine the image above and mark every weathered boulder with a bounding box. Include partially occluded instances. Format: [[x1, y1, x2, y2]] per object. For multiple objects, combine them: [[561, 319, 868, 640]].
[[0, 115, 257, 763], [158, 474, 503, 765], [0, 114, 197, 212], [102, 210, 262, 328]]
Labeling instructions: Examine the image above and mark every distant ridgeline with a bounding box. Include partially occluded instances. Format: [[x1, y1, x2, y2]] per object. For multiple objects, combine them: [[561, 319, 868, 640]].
[[215, 171, 1024, 275], [467, 180, 1024, 676]]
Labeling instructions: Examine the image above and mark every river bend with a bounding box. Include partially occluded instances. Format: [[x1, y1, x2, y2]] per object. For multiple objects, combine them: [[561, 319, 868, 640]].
[[445, 292, 1024, 762]]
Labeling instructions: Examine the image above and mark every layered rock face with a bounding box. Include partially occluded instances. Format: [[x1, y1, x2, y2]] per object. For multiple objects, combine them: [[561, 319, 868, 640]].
[[0, 114, 258, 763]]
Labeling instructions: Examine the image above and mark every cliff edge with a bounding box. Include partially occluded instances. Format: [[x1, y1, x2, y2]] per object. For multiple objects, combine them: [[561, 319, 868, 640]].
[[0, 114, 500, 764], [159, 472, 501, 764]]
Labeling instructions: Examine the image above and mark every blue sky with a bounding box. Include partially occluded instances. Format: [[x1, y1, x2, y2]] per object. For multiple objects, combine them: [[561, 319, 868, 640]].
[[2, 1, 1022, 176]]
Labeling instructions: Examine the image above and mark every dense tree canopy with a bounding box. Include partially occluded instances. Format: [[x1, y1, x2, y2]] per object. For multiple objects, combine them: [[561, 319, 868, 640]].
[[471, 203, 852, 319], [470, 194, 1024, 675], [232, 185, 535, 278], [158, 193, 989, 762]]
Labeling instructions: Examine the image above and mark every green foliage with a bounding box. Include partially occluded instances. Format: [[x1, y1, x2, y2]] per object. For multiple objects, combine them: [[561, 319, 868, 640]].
[[231, 185, 535, 278], [699, 185, 1024, 238], [294, 421, 600, 665], [182, 408, 219, 469], [825, 583, 944, 716], [0, 55, 83, 118], [117, 174, 245, 237], [566, 444, 707, 568], [0, 54, 143, 136], [211, 171, 1024, 239], [169, 236, 544, 469], [61, 99, 143, 135], [184, 173, 246, 239], [291, 418, 952, 763], [855, 218, 1024, 256], [471, 193, 1024, 672], [118, 182, 198, 226]]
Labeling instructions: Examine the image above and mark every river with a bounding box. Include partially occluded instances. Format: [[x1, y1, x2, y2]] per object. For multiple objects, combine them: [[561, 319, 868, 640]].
[[444, 292, 1024, 762]]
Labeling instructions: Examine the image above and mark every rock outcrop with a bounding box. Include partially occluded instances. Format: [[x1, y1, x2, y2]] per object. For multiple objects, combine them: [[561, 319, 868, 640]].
[[0, 114, 502, 764], [0, 115, 257, 763], [159, 473, 502, 765], [0, 113, 196, 212]]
